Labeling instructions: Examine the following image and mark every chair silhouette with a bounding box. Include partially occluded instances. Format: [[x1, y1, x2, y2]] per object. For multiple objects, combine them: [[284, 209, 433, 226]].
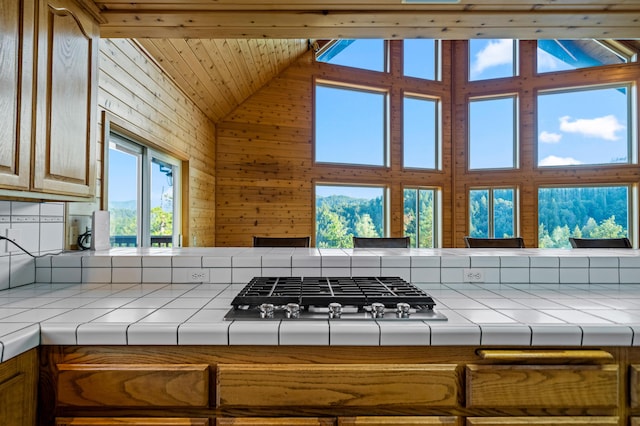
[[352, 237, 411, 248], [252, 236, 311, 247], [464, 236, 525, 248], [569, 237, 632, 248]]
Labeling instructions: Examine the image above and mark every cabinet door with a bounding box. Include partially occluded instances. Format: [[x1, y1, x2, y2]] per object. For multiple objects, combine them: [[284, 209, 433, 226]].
[[217, 364, 461, 410], [0, 349, 38, 426], [466, 417, 619, 425], [33, 0, 97, 197], [0, 0, 34, 190], [217, 419, 334, 425], [338, 416, 461, 425], [466, 364, 618, 409], [56, 419, 210, 425]]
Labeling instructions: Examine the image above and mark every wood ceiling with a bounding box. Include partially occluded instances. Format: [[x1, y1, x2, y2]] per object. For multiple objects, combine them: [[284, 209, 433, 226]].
[[80, 0, 640, 123]]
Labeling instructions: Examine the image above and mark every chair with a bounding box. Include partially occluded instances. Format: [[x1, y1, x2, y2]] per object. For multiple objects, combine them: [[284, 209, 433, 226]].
[[464, 236, 525, 248], [352, 236, 411, 248], [569, 237, 632, 248], [252, 236, 311, 247]]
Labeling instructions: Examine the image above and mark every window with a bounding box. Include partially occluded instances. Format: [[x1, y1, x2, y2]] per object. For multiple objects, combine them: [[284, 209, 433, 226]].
[[107, 132, 181, 247], [469, 188, 516, 239], [315, 184, 386, 248], [403, 39, 438, 80], [537, 40, 632, 74], [469, 39, 516, 81], [469, 96, 517, 169], [403, 95, 439, 169], [404, 188, 437, 248], [537, 85, 631, 167], [538, 186, 630, 248], [316, 39, 386, 72], [315, 83, 387, 166]]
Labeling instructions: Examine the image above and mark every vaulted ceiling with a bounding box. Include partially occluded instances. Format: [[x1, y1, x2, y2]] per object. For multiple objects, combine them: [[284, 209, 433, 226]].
[[79, 0, 640, 123]]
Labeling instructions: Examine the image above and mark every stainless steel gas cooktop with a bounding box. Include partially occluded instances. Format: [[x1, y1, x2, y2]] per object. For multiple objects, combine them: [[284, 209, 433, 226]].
[[224, 276, 447, 321]]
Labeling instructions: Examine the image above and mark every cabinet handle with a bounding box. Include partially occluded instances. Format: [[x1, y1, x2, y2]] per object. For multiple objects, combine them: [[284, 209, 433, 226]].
[[477, 349, 613, 361]]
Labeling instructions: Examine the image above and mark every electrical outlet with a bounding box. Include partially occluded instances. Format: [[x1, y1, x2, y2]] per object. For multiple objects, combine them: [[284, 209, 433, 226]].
[[463, 268, 484, 283], [188, 268, 209, 283], [6, 229, 22, 253]]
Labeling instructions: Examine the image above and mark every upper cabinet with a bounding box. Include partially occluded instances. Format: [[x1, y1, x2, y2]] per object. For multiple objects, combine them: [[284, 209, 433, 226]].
[[0, 0, 35, 190], [0, 0, 98, 199]]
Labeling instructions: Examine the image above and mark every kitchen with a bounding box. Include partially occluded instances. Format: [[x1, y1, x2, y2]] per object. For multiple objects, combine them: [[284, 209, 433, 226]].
[[3, 0, 640, 425]]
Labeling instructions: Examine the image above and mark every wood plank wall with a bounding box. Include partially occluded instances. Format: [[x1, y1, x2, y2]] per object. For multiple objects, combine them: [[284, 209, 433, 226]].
[[216, 42, 453, 247], [97, 39, 216, 246], [216, 40, 640, 248]]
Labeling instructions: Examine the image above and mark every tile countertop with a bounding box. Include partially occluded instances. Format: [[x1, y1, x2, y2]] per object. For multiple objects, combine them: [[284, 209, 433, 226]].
[[2, 246, 640, 363], [2, 280, 640, 362]]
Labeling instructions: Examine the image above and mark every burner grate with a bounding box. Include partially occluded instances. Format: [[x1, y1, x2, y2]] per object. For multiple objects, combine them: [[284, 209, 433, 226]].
[[231, 276, 435, 309]]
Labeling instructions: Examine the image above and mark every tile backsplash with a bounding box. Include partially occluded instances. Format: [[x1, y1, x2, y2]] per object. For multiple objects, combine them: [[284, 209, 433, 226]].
[[0, 201, 65, 290]]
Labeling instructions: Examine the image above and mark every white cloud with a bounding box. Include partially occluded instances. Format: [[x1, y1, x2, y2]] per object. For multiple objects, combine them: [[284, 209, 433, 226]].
[[539, 131, 562, 144], [537, 48, 567, 71], [471, 39, 513, 76], [539, 155, 583, 166], [559, 114, 625, 141]]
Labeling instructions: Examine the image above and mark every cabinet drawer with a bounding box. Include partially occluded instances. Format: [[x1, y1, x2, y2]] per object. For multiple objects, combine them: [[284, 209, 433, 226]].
[[629, 365, 640, 408], [57, 364, 209, 407], [56, 419, 210, 425], [466, 364, 618, 409], [466, 417, 619, 426], [339, 416, 461, 425], [217, 364, 461, 409], [217, 419, 334, 425]]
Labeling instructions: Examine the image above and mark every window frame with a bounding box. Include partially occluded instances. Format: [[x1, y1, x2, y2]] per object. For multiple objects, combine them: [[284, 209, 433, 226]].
[[402, 92, 441, 171], [468, 186, 519, 239], [313, 79, 390, 168], [535, 83, 635, 168], [106, 131, 182, 248], [467, 94, 520, 171]]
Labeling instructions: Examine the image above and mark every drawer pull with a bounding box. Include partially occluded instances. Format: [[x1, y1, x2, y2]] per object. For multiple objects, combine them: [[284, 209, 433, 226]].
[[477, 349, 613, 362]]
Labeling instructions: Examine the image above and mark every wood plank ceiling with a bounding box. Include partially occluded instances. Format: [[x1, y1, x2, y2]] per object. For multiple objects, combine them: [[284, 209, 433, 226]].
[[81, 0, 640, 122]]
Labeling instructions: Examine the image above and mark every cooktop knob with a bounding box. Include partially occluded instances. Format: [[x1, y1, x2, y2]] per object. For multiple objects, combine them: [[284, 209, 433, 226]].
[[328, 302, 342, 319], [259, 303, 275, 319], [396, 302, 411, 318], [371, 302, 386, 318], [285, 303, 300, 319]]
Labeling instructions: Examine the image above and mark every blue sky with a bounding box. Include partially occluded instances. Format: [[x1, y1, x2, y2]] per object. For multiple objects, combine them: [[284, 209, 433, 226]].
[[316, 39, 630, 200]]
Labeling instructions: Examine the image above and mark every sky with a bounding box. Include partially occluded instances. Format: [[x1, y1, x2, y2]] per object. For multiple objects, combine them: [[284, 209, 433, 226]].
[[316, 38, 630, 202]]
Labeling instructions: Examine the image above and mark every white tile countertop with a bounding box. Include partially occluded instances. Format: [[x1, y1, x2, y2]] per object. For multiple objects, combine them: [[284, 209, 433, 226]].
[[2, 246, 640, 363]]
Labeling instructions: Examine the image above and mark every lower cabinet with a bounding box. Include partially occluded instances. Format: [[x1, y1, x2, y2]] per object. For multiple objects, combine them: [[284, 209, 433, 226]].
[[465, 417, 619, 425], [0, 349, 38, 426], [38, 346, 630, 426], [56, 419, 209, 425]]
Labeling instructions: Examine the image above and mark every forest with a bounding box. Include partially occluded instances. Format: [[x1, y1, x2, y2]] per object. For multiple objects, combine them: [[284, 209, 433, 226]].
[[316, 186, 628, 248]]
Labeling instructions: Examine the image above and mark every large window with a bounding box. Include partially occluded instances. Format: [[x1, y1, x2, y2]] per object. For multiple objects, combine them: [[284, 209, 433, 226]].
[[316, 39, 386, 72], [315, 83, 387, 166], [404, 188, 437, 248], [469, 39, 517, 81], [108, 133, 181, 247], [538, 186, 630, 248], [469, 96, 517, 169], [469, 188, 517, 239], [403, 95, 439, 169], [315, 185, 386, 248], [537, 85, 631, 167]]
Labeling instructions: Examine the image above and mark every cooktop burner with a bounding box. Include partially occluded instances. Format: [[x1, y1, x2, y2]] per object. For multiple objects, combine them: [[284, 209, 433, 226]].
[[224, 276, 447, 321]]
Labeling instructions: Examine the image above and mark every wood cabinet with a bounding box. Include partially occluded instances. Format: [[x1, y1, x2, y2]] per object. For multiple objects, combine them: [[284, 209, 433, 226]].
[[56, 419, 210, 425], [37, 346, 629, 426], [216, 364, 461, 410], [0, 0, 35, 190], [0, 0, 97, 199], [0, 349, 38, 426]]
